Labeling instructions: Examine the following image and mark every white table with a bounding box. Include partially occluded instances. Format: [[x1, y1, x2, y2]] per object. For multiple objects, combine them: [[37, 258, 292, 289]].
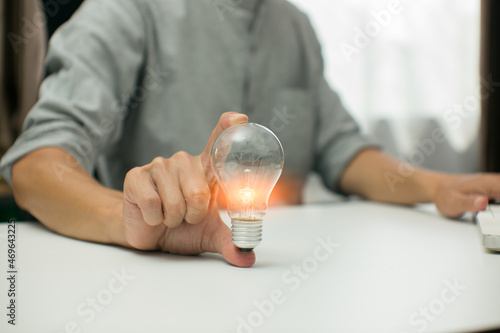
[[1, 202, 499, 333]]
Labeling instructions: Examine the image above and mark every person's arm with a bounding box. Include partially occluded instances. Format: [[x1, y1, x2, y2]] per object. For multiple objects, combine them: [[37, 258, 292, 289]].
[[11, 113, 254, 267], [3, 0, 143, 245], [12, 147, 126, 245], [339, 148, 495, 218], [3, 2, 254, 267]]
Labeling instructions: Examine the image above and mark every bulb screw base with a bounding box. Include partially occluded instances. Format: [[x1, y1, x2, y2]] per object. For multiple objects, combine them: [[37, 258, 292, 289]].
[[231, 218, 263, 252]]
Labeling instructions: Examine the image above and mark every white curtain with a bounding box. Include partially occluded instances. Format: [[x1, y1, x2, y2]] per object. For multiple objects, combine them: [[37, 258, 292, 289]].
[[289, 0, 481, 202]]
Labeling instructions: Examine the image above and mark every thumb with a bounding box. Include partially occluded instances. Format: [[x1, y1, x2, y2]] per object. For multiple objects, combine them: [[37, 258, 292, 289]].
[[440, 193, 489, 218], [203, 212, 256, 268], [218, 227, 256, 268], [201, 112, 248, 165], [471, 195, 489, 213]]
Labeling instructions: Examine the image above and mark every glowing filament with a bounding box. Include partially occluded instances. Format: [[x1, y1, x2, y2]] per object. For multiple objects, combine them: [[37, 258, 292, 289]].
[[240, 187, 256, 204]]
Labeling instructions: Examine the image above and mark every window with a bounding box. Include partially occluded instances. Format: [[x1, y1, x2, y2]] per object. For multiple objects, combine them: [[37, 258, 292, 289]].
[[291, 0, 480, 172]]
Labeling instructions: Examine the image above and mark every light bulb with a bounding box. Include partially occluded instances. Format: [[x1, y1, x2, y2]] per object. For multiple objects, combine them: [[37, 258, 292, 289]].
[[210, 123, 284, 252]]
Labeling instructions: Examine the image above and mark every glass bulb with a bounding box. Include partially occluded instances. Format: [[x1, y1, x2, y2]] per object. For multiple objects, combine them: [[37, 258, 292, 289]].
[[210, 123, 284, 252]]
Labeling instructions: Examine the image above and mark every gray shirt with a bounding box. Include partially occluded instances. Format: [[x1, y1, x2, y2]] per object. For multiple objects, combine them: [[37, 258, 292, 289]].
[[0, 0, 376, 204]]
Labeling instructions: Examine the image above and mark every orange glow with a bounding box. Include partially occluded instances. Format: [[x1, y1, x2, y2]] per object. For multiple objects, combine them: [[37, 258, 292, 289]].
[[216, 176, 304, 208], [239, 187, 256, 204]]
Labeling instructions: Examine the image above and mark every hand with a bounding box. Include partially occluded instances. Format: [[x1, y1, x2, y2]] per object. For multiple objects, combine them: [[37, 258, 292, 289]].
[[433, 173, 497, 218], [122, 112, 255, 267]]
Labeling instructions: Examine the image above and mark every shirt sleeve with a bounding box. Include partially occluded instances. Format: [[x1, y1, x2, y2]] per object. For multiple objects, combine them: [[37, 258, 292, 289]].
[[284, 4, 380, 194], [0, 0, 145, 185], [313, 77, 380, 194]]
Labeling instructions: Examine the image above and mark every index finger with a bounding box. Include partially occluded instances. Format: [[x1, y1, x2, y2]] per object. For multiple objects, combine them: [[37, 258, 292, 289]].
[[201, 112, 248, 165]]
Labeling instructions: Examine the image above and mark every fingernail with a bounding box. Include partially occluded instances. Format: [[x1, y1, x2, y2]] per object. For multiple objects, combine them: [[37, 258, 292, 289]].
[[474, 197, 486, 211], [229, 115, 247, 126]]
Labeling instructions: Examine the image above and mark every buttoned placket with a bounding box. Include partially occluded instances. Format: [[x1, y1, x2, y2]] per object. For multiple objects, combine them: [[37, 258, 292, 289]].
[[241, 0, 265, 116]]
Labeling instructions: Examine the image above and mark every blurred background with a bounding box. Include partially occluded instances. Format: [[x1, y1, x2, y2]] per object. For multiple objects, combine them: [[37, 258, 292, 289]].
[[290, 0, 484, 202], [292, 0, 480, 162], [0, 0, 498, 216]]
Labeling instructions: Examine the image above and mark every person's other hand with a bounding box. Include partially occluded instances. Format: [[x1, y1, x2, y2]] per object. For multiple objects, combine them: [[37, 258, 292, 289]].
[[122, 112, 255, 267], [433, 173, 498, 218]]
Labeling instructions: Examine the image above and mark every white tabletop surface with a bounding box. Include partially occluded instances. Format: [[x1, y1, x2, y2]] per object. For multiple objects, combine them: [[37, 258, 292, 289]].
[[1, 201, 499, 333]]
